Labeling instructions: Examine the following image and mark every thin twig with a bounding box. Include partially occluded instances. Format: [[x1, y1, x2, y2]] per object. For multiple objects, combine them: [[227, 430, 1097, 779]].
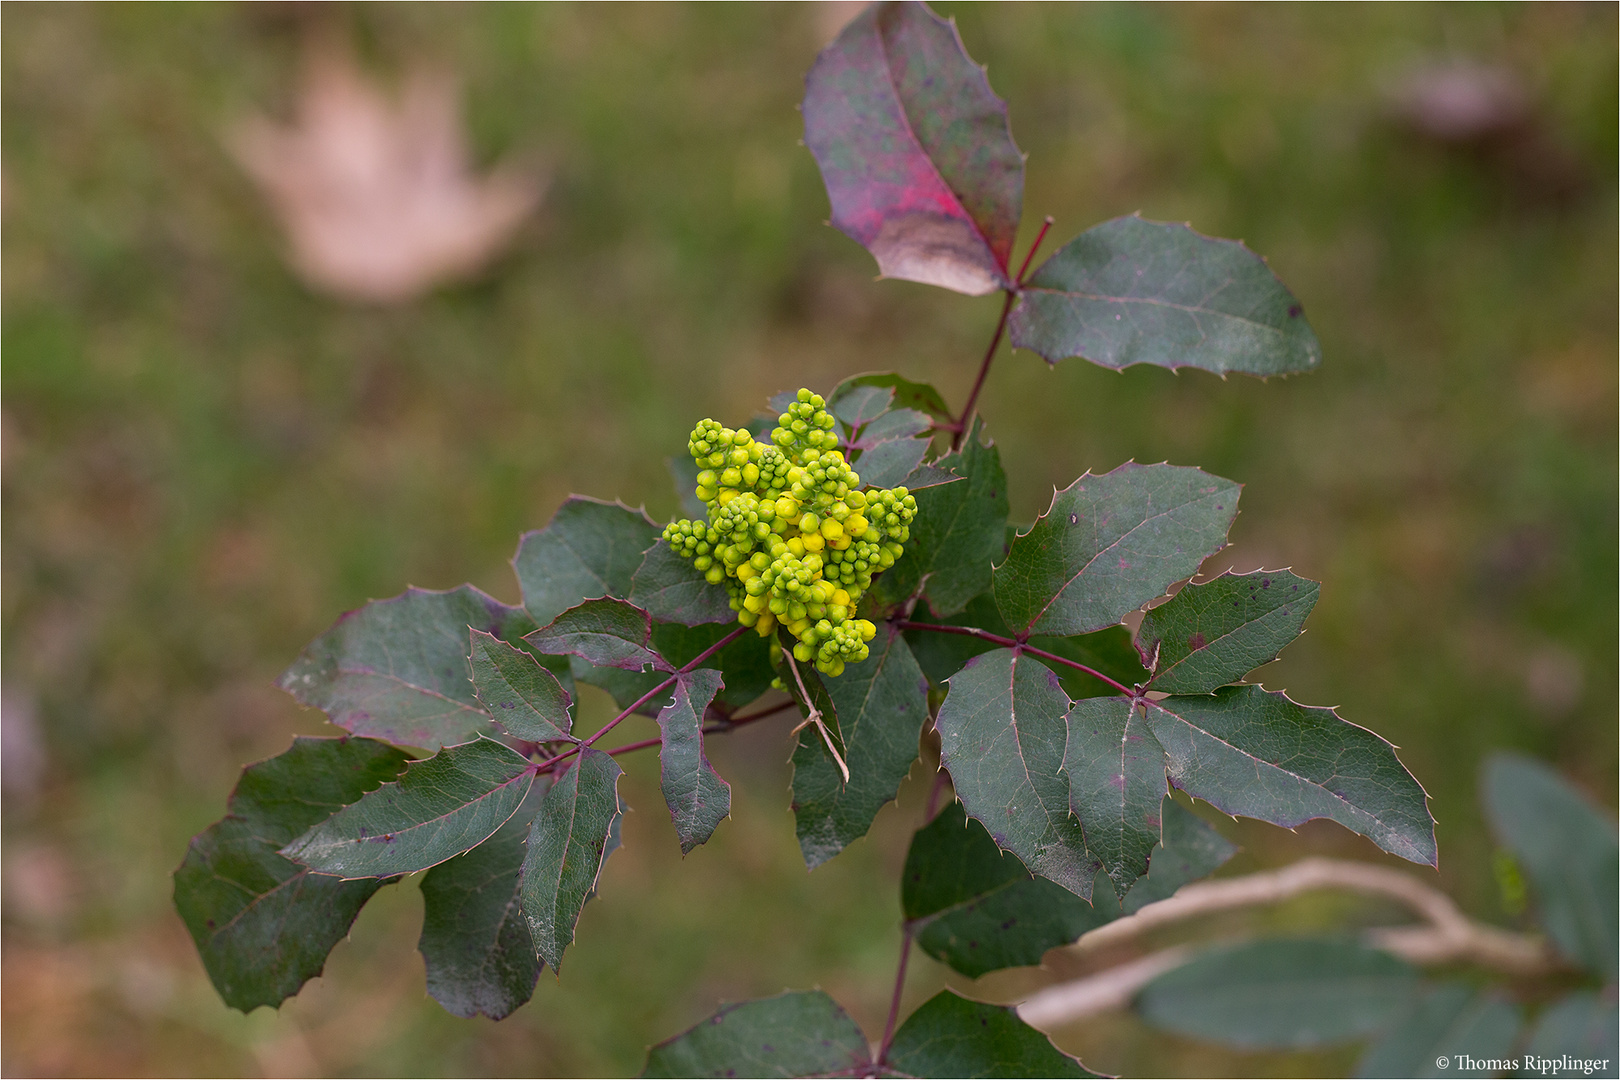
[[781, 647, 849, 783], [951, 290, 1015, 452], [1014, 215, 1055, 286], [595, 697, 799, 760], [1017, 947, 1192, 1029], [580, 623, 750, 750], [894, 620, 1138, 697], [877, 928, 914, 1066]]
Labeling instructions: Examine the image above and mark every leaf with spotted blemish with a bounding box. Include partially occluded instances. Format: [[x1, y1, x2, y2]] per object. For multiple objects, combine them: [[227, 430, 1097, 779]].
[[469, 629, 574, 743], [1138, 569, 1320, 693], [803, 1, 1024, 296], [641, 989, 872, 1078], [1065, 696, 1167, 895], [512, 497, 659, 627], [993, 463, 1241, 638], [1008, 214, 1323, 376]]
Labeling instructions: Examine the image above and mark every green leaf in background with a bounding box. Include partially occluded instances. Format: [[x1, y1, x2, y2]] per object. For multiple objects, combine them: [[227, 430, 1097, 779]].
[[791, 624, 929, 869], [1065, 696, 1167, 894], [829, 381, 896, 428], [994, 463, 1241, 638], [851, 430, 931, 490], [830, 371, 953, 424], [1007, 214, 1323, 376], [1139, 569, 1321, 693], [803, 1, 1024, 296], [1519, 993, 1619, 1076], [418, 791, 546, 1021], [519, 746, 623, 972], [657, 668, 731, 854], [937, 648, 1099, 898], [904, 802, 1112, 979], [885, 991, 1099, 1078], [640, 989, 872, 1078], [278, 585, 536, 751], [653, 621, 774, 709], [468, 629, 574, 743], [666, 456, 708, 522], [173, 736, 410, 1011], [1119, 798, 1238, 914], [1355, 983, 1521, 1079], [281, 737, 534, 878], [526, 597, 670, 673], [1482, 753, 1619, 982], [876, 422, 1010, 617], [1136, 939, 1420, 1049], [1148, 685, 1437, 866], [629, 540, 735, 627], [513, 497, 659, 627]]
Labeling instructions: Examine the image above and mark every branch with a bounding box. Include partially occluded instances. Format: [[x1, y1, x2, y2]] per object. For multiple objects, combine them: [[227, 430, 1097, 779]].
[[894, 620, 1137, 697], [1017, 947, 1192, 1029], [951, 290, 1015, 452]]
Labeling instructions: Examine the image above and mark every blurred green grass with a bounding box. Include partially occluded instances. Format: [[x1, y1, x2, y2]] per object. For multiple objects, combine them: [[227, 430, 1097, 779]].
[[2, 3, 1614, 1076]]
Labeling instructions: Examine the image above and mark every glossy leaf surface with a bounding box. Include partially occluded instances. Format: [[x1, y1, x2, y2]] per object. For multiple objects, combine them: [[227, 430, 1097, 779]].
[[1139, 569, 1320, 693], [1065, 696, 1166, 894], [174, 737, 410, 1011], [469, 629, 574, 743], [513, 497, 658, 627], [1148, 686, 1437, 866], [282, 737, 534, 877], [804, 1, 1023, 296], [657, 668, 731, 854], [629, 540, 734, 626], [278, 585, 535, 750], [1355, 983, 1521, 1079], [641, 989, 871, 1078], [1008, 215, 1322, 376], [994, 463, 1240, 637], [519, 746, 623, 971], [885, 991, 1098, 1078], [526, 597, 670, 673], [1137, 939, 1420, 1049]]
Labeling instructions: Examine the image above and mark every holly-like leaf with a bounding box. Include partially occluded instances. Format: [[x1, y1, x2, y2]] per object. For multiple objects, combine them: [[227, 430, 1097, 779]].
[[657, 668, 732, 854], [1065, 697, 1166, 895], [994, 463, 1241, 638], [903, 460, 965, 491], [418, 793, 545, 1020], [1355, 983, 1521, 1080], [278, 585, 536, 750], [1147, 686, 1437, 866], [1519, 993, 1619, 1070], [518, 746, 623, 972], [1482, 753, 1619, 981], [667, 456, 708, 521], [886, 991, 1100, 1078], [1139, 570, 1320, 693], [876, 422, 1009, 617], [526, 597, 670, 673], [1136, 939, 1420, 1049], [629, 540, 734, 627], [513, 497, 659, 627], [282, 737, 535, 878], [641, 990, 872, 1079], [173, 736, 410, 1011], [1119, 798, 1237, 914], [937, 648, 1099, 898], [469, 630, 574, 743], [904, 802, 1111, 979], [803, 1, 1024, 297], [1007, 215, 1323, 376], [791, 624, 929, 869], [831, 371, 952, 424], [654, 622, 774, 709], [830, 382, 896, 429], [853, 433, 931, 490]]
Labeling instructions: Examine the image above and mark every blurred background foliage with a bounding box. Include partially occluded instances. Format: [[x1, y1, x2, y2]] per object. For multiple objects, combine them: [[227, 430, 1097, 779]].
[[2, 4, 1614, 1076]]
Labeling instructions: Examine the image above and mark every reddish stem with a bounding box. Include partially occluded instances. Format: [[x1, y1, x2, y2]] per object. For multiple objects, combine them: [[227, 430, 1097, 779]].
[[876, 927, 914, 1067], [1015, 215, 1055, 286], [594, 697, 798, 760], [923, 765, 951, 821], [951, 289, 1015, 452], [895, 620, 1138, 698]]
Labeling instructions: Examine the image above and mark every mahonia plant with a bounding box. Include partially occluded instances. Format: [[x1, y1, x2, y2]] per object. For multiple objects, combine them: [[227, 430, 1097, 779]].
[[167, 4, 1572, 1076]]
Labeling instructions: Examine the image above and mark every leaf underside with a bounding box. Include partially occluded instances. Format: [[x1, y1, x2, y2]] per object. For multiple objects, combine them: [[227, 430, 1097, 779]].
[[1139, 569, 1320, 693], [518, 746, 623, 972], [641, 989, 871, 1079], [886, 990, 1100, 1078]]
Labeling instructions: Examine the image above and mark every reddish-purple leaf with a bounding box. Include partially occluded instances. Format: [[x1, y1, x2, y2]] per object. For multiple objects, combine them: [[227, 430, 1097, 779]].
[[803, 1, 1023, 296]]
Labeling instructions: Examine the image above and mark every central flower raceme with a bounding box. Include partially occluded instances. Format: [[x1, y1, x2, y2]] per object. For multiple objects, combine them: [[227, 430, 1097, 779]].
[[662, 389, 918, 676]]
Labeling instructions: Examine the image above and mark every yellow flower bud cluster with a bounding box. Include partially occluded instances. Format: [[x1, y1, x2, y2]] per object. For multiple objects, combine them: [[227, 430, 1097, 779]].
[[662, 389, 918, 676]]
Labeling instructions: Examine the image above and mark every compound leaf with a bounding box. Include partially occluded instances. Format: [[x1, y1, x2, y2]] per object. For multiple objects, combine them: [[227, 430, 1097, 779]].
[[1147, 686, 1436, 866], [1482, 753, 1619, 981], [1008, 215, 1322, 376], [876, 422, 1009, 617], [519, 746, 623, 972], [995, 463, 1240, 638], [173, 736, 410, 1011], [937, 648, 1098, 898], [1065, 697, 1166, 895], [1139, 569, 1320, 693], [658, 668, 732, 854], [886, 991, 1099, 1078], [1355, 983, 1521, 1080], [630, 540, 734, 627], [469, 630, 574, 743], [791, 624, 930, 869], [282, 737, 534, 878], [641, 990, 871, 1079], [418, 793, 545, 1020], [804, 1, 1023, 296], [278, 585, 536, 750], [1137, 939, 1420, 1049], [513, 497, 659, 627], [526, 597, 670, 673]]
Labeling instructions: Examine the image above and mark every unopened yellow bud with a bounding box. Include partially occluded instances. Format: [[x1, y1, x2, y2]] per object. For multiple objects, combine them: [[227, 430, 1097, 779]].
[[820, 518, 843, 540], [801, 532, 825, 553]]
